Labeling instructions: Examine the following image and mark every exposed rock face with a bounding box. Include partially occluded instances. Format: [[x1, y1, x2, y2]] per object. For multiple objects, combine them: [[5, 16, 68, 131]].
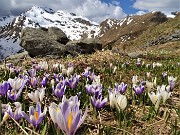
[[65, 38, 102, 56], [143, 30, 180, 47], [20, 27, 68, 57], [20, 27, 102, 57]]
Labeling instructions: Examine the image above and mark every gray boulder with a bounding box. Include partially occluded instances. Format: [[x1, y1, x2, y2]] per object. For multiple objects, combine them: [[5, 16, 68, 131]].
[[65, 38, 102, 56], [20, 27, 69, 57], [128, 52, 143, 59]]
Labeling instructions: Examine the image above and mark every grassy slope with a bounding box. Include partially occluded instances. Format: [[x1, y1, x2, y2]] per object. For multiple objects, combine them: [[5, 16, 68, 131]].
[[116, 13, 180, 54]]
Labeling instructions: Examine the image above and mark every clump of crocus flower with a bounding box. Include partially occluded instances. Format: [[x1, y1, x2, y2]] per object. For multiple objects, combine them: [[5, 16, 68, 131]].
[[49, 95, 87, 135], [52, 81, 66, 99], [21, 102, 47, 128], [67, 74, 81, 89], [61, 63, 74, 76], [90, 84, 107, 109], [148, 84, 171, 110], [114, 82, 128, 94], [108, 88, 127, 111], [133, 84, 145, 95], [6, 102, 22, 121], [28, 88, 45, 103], [38, 61, 48, 70], [7, 76, 27, 101]]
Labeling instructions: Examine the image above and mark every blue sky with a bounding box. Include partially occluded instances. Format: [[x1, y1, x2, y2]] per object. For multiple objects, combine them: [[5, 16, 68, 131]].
[[102, 0, 139, 14], [0, 0, 179, 22]]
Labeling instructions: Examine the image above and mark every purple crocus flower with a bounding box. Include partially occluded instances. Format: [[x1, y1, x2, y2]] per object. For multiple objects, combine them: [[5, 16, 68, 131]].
[[67, 74, 81, 89], [7, 77, 27, 101], [133, 84, 145, 95], [49, 95, 88, 135], [10, 66, 21, 75], [115, 82, 127, 94], [0, 81, 9, 96], [125, 62, 130, 67], [85, 84, 93, 95], [53, 82, 66, 99], [21, 103, 47, 128], [162, 72, 167, 78], [28, 68, 36, 77], [136, 58, 141, 67], [87, 72, 95, 82], [83, 67, 91, 77], [27, 76, 39, 87], [169, 80, 175, 91], [41, 77, 48, 87], [91, 94, 107, 109], [53, 73, 67, 83], [41, 73, 50, 87], [6, 102, 22, 121]]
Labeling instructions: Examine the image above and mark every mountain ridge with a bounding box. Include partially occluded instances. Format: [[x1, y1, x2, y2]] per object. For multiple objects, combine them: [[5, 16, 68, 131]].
[[0, 6, 178, 60]]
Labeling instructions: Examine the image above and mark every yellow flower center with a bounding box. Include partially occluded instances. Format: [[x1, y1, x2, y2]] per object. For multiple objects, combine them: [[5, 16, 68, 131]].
[[56, 107, 59, 112], [31, 78, 34, 84], [34, 111, 39, 121], [68, 112, 73, 130], [11, 91, 15, 95]]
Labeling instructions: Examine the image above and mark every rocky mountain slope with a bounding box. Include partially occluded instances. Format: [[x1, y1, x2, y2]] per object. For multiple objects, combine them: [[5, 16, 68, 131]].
[[0, 6, 178, 60], [112, 12, 180, 54], [100, 11, 168, 49]]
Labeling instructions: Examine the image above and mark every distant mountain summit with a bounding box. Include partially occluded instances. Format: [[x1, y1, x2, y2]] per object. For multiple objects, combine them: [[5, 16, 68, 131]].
[[0, 6, 101, 59]]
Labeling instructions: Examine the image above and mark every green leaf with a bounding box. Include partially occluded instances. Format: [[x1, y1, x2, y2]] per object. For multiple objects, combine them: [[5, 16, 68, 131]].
[[41, 123, 47, 135]]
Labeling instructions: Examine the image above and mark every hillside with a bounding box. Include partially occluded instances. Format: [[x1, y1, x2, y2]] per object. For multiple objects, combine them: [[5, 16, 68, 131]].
[[112, 12, 180, 55], [100, 11, 168, 49]]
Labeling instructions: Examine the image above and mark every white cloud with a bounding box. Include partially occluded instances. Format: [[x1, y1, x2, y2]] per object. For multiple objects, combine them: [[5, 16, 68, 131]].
[[0, 0, 126, 23], [133, 0, 180, 16], [136, 10, 147, 15]]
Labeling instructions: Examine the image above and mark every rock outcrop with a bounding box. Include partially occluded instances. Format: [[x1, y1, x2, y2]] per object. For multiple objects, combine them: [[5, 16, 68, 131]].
[[143, 30, 180, 47], [20, 27, 102, 57], [65, 38, 102, 56], [20, 27, 68, 57]]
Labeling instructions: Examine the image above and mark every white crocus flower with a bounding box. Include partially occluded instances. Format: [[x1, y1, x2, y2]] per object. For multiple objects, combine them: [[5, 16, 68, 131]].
[[61, 68, 67, 75], [113, 66, 117, 74], [8, 77, 25, 91], [153, 77, 157, 86], [28, 88, 45, 103], [168, 76, 177, 82], [148, 91, 161, 110], [157, 85, 171, 104], [109, 91, 116, 108], [67, 66, 74, 76], [146, 72, 151, 79], [109, 90, 127, 111], [160, 90, 171, 104], [156, 63, 162, 67], [49, 102, 59, 125], [92, 75, 101, 85], [116, 93, 127, 111], [132, 75, 138, 86], [153, 62, 157, 68], [53, 63, 59, 70], [38, 61, 48, 70], [59, 64, 65, 70], [146, 81, 154, 91]]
